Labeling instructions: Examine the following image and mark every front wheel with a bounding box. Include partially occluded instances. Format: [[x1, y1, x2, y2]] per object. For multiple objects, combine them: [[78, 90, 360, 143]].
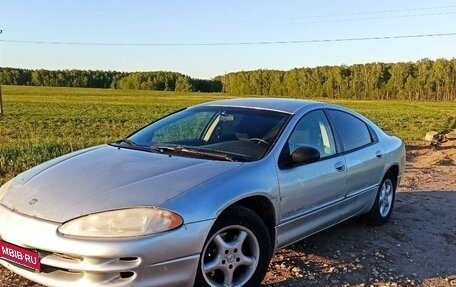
[[194, 206, 272, 287], [365, 174, 396, 225]]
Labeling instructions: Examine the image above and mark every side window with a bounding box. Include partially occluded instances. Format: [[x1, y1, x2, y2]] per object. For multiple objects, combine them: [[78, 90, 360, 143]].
[[327, 109, 372, 151], [288, 110, 336, 158]]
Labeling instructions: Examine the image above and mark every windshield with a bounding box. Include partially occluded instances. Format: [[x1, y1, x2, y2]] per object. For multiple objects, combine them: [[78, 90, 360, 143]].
[[119, 106, 290, 161]]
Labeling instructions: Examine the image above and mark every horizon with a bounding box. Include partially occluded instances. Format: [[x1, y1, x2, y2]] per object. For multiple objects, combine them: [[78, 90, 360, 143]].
[[2, 56, 455, 80]]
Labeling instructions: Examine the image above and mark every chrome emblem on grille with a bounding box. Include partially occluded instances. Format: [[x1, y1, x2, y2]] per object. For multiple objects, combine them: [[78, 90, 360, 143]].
[[28, 199, 38, 205]]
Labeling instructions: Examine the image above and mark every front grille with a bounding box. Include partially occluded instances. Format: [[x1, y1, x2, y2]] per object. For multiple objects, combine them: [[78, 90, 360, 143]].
[[9, 247, 140, 285], [39, 250, 141, 272]]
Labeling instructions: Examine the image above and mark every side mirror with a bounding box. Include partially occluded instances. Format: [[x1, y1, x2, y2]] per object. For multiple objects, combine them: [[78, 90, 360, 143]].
[[292, 146, 320, 164], [280, 146, 320, 168]]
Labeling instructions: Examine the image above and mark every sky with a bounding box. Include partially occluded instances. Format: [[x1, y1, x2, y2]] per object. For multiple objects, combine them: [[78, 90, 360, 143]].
[[1, 0, 456, 79]]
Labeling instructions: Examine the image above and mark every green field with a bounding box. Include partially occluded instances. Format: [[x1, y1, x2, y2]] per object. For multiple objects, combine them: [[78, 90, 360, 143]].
[[1, 85, 455, 185]]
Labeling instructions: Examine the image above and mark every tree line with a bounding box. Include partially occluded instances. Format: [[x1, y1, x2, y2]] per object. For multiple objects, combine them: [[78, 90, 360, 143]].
[[111, 72, 222, 92], [0, 68, 222, 92], [222, 58, 456, 101], [1, 58, 456, 100]]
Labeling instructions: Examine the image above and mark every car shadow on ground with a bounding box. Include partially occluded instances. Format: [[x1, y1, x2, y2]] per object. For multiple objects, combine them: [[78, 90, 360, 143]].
[[263, 191, 456, 287]]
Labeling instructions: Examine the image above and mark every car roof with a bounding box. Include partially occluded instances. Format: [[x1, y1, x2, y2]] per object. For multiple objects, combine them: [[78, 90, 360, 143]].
[[198, 98, 320, 114]]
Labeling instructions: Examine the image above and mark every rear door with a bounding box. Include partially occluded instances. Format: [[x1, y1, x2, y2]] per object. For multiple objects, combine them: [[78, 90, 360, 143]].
[[326, 109, 385, 216]]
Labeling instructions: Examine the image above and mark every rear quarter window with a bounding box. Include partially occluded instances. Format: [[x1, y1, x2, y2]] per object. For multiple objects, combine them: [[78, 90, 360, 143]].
[[327, 109, 373, 152]]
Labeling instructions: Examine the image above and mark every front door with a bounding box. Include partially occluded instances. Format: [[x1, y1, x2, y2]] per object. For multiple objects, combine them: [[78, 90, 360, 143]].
[[276, 110, 347, 247]]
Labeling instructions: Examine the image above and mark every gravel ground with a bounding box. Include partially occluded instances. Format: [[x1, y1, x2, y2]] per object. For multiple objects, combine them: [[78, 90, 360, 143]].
[[1, 140, 455, 287], [262, 190, 456, 287]]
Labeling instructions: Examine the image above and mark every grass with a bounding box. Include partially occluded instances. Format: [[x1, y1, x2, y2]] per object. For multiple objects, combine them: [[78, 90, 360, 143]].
[[1, 85, 455, 185]]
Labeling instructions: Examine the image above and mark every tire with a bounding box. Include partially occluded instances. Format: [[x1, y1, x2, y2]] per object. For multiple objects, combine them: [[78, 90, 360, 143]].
[[194, 205, 272, 287], [365, 173, 397, 226]]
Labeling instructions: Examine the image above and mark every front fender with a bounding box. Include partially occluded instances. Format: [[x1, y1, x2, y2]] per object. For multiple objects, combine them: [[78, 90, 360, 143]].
[[162, 156, 280, 225]]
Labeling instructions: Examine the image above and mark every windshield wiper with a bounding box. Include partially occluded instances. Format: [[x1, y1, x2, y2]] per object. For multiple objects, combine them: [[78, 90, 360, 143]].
[[153, 145, 234, 162], [154, 145, 177, 152], [117, 138, 138, 147]]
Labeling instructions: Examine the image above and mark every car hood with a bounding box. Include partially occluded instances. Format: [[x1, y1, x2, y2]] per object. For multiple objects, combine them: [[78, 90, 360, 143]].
[[1, 145, 242, 223]]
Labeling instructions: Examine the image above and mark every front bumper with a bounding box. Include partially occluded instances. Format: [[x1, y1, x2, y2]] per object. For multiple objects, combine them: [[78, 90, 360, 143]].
[[0, 204, 213, 287]]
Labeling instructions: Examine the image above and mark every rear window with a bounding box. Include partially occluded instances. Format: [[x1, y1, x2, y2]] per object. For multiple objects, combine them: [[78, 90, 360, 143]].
[[327, 109, 373, 152]]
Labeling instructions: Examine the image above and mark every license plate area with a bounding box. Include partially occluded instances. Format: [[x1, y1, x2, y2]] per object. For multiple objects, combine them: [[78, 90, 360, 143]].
[[0, 240, 41, 271]]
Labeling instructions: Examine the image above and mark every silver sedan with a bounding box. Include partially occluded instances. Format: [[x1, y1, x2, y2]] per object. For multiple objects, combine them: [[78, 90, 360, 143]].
[[0, 98, 405, 287]]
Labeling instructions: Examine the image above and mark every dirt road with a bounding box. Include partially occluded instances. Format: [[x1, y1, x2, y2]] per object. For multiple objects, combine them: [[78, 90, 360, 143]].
[[1, 140, 455, 287]]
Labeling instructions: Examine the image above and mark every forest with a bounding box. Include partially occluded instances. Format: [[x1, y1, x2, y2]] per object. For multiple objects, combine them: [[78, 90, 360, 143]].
[[222, 58, 456, 101], [1, 58, 455, 100], [0, 69, 222, 93]]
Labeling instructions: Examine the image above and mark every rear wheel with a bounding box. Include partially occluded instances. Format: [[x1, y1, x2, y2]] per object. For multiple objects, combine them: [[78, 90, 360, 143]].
[[365, 174, 396, 225], [194, 206, 272, 287]]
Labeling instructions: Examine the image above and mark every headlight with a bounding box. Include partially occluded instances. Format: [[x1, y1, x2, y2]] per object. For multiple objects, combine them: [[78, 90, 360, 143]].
[[0, 179, 13, 200], [58, 207, 183, 238]]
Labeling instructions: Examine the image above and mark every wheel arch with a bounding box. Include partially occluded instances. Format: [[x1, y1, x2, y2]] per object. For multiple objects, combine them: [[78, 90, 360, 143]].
[[225, 196, 277, 249], [385, 164, 400, 187]]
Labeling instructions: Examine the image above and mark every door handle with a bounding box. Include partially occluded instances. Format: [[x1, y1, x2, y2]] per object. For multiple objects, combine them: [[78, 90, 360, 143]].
[[375, 150, 383, 158], [334, 161, 345, 172]]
